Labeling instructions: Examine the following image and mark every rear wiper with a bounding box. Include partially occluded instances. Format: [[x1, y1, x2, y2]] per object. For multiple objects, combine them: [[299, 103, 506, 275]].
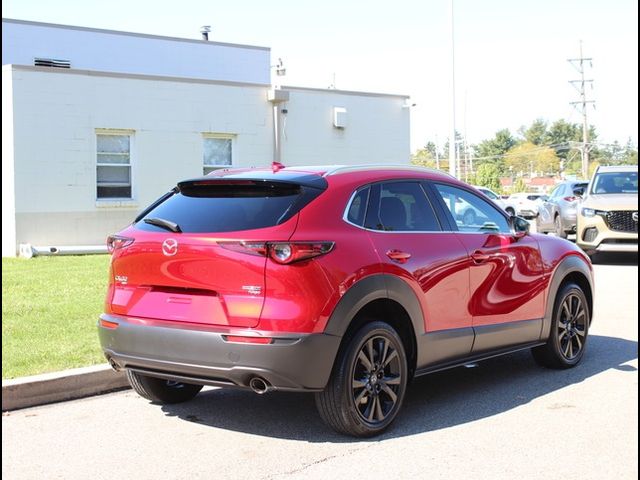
[[143, 217, 182, 233]]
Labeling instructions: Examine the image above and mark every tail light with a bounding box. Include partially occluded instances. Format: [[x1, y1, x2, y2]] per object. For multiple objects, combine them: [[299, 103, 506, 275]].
[[218, 241, 334, 264], [269, 242, 334, 264], [107, 235, 135, 253], [563, 196, 577, 202]]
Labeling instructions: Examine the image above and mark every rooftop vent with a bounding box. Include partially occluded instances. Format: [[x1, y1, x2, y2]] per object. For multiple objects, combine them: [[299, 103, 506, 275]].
[[200, 26, 211, 41], [34, 58, 71, 69]]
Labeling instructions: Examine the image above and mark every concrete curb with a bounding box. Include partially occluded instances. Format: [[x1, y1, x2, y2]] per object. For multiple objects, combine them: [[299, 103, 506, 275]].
[[2, 364, 130, 411]]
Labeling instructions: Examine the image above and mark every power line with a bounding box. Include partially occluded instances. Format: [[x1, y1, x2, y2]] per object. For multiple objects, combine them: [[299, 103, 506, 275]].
[[568, 41, 595, 179]]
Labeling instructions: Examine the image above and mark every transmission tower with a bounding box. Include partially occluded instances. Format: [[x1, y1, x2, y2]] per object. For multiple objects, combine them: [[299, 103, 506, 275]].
[[568, 41, 595, 179]]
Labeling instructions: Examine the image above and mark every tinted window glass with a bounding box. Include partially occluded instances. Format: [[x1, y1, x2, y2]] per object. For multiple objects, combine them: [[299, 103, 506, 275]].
[[549, 185, 563, 198], [434, 183, 510, 233], [364, 182, 440, 232], [346, 187, 370, 226], [136, 182, 322, 233], [479, 188, 498, 200]]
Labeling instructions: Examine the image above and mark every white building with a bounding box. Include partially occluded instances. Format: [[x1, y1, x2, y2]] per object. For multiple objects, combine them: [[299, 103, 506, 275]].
[[2, 19, 410, 256]]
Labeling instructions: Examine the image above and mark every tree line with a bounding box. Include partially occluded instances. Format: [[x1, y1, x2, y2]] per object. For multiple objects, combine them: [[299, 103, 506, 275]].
[[411, 118, 638, 192]]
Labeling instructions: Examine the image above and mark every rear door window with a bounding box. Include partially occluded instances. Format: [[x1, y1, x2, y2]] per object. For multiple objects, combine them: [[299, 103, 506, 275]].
[[364, 182, 441, 232], [433, 183, 510, 233], [136, 181, 324, 233]]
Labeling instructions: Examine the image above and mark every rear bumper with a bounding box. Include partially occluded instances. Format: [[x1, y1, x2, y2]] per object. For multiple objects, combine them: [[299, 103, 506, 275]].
[[561, 211, 578, 231], [98, 314, 342, 392], [517, 208, 538, 218]]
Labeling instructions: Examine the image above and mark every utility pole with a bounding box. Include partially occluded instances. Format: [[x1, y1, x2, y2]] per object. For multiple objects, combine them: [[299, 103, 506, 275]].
[[568, 41, 595, 179], [448, 0, 457, 178]]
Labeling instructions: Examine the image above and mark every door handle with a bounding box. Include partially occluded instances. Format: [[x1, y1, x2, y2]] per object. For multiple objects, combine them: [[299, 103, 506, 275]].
[[471, 250, 491, 263], [386, 249, 412, 264]]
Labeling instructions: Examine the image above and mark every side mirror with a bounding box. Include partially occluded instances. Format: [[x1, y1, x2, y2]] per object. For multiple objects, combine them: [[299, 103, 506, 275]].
[[573, 187, 585, 197], [510, 215, 530, 238]]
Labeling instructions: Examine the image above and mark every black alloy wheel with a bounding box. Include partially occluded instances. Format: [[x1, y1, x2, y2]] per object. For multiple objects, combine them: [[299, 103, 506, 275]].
[[532, 282, 590, 369], [556, 292, 587, 360], [315, 321, 408, 437], [351, 335, 402, 424]]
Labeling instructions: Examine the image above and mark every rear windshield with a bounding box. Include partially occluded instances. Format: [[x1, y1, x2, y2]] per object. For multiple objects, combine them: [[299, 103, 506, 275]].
[[135, 181, 324, 233]]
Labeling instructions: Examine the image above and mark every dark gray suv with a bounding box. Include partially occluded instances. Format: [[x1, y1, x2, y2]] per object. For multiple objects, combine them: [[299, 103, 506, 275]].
[[537, 180, 589, 238]]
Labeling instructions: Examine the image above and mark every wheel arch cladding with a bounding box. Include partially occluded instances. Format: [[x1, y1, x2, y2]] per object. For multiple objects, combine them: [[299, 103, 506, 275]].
[[541, 255, 594, 340], [323, 274, 423, 377]]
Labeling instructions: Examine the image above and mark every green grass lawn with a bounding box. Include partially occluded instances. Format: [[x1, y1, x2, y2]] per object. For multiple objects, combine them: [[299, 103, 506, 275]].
[[2, 255, 111, 379]]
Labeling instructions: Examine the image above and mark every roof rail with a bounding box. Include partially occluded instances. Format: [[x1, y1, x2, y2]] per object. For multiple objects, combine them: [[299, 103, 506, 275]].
[[323, 164, 454, 178]]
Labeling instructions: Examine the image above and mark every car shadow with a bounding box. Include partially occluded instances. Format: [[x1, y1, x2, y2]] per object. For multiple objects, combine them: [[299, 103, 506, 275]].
[[591, 252, 638, 266], [160, 334, 637, 442]]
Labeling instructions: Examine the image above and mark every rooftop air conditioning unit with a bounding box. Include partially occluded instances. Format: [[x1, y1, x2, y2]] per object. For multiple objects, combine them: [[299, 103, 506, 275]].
[[34, 58, 71, 68]]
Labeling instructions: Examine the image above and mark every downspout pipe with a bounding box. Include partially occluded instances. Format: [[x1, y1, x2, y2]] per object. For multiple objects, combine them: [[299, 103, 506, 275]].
[[268, 88, 289, 164]]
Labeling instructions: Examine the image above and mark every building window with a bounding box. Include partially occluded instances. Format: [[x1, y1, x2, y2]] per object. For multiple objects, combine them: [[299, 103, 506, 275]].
[[97, 133, 132, 199], [203, 135, 233, 175]]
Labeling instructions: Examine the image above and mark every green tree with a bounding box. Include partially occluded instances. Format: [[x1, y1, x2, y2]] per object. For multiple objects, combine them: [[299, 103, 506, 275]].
[[620, 138, 638, 165], [545, 119, 597, 160], [442, 131, 464, 159], [475, 129, 517, 170], [411, 146, 448, 172], [512, 177, 527, 193], [473, 163, 502, 192], [423, 141, 439, 158], [519, 118, 548, 145], [505, 142, 560, 176]]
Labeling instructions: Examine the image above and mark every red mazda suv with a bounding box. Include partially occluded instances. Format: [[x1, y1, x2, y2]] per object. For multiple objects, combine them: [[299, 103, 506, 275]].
[[99, 165, 594, 437]]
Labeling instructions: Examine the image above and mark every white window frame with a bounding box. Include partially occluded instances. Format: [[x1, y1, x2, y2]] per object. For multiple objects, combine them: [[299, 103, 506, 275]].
[[96, 129, 135, 202], [202, 133, 235, 175]]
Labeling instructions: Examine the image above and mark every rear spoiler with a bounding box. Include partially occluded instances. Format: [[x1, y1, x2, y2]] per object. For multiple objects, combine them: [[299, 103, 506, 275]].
[[177, 171, 328, 190]]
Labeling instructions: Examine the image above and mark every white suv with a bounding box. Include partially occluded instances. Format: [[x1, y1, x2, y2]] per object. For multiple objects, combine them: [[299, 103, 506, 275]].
[[473, 186, 517, 216], [508, 193, 548, 219]]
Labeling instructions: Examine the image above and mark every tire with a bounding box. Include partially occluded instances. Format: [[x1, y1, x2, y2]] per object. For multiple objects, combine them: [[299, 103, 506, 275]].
[[126, 370, 203, 404], [554, 215, 568, 239], [532, 282, 590, 369], [462, 209, 477, 226], [535, 215, 547, 234], [315, 321, 408, 437]]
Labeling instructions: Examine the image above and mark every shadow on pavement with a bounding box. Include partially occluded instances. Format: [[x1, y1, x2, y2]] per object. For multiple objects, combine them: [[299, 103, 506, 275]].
[[591, 252, 638, 266], [160, 334, 637, 442]]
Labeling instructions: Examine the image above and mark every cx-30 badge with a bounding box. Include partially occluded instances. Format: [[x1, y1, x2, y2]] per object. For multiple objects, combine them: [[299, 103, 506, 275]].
[[162, 238, 178, 256]]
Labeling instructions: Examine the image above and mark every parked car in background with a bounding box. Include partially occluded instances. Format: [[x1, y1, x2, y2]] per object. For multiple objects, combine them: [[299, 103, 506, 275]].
[[99, 164, 594, 437], [576, 165, 638, 256], [536, 180, 589, 238], [508, 192, 549, 219], [473, 186, 517, 216]]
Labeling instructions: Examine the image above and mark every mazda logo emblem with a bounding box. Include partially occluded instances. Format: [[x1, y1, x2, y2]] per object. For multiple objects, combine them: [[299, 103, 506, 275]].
[[633, 212, 638, 223], [162, 238, 178, 256]]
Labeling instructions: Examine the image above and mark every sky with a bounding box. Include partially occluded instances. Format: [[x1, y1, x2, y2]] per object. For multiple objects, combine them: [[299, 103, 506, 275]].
[[3, 0, 638, 153]]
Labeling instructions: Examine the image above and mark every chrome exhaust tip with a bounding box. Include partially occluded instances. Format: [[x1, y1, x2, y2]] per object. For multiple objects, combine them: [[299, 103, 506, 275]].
[[249, 377, 271, 395], [107, 357, 122, 371]]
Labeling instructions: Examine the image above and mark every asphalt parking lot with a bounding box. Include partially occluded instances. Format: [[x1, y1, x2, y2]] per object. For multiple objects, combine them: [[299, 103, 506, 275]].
[[3, 252, 637, 480]]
